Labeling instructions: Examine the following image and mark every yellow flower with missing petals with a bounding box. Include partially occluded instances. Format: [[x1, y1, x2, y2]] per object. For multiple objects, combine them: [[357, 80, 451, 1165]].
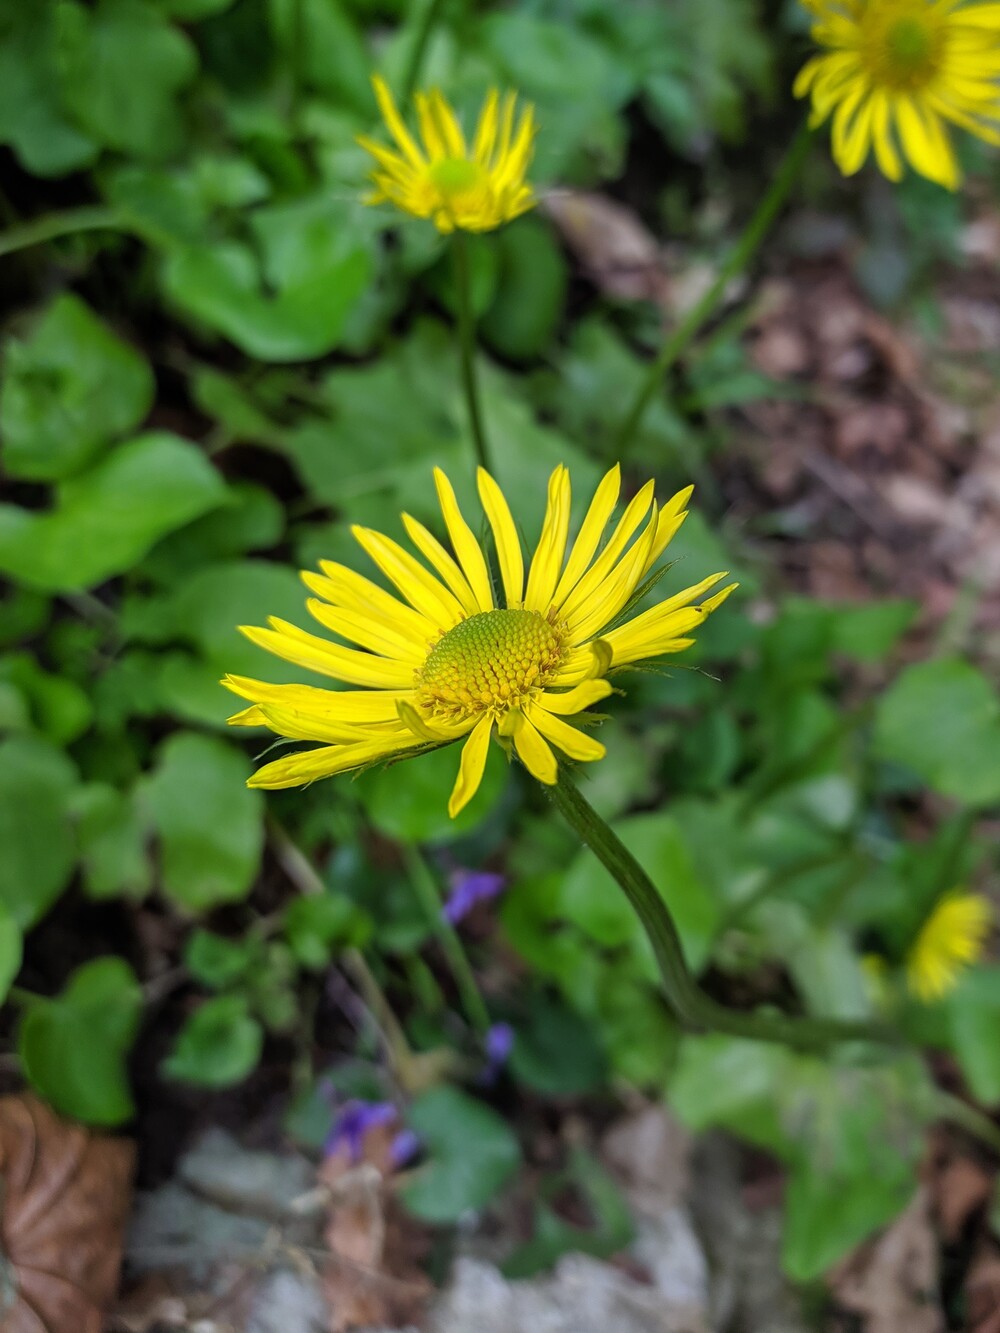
[[357, 75, 536, 232], [906, 889, 992, 1002], [794, 0, 1000, 189], [224, 466, 736, 817]]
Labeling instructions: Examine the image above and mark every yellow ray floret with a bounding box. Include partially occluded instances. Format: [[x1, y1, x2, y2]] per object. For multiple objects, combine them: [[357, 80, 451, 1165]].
[[224, 464, 737, 818], [794, 0, 1000, 189], [357, 75, 537, 232], [907, 889, 992, 1002]]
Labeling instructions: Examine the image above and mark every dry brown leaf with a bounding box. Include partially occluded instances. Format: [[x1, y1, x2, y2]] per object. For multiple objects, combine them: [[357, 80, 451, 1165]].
[[932, 1155, 994, 1243], [319, 1122, 431, 1333], [601, 1104, 692, 1216], [967, 1244, 1000, 1333], [542, 191, 671, 305], [0, 1093, 135, 1333], [831, 1187, 944, 1333]]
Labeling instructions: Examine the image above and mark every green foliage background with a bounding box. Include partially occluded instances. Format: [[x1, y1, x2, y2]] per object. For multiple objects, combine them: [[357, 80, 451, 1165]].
[[1, 0, 999, 1290]]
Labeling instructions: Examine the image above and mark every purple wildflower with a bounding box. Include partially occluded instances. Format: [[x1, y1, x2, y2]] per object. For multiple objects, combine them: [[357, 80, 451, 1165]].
[[442, 868, 506, 925], [481, 1021, 515, 1084], [324, 1099, 397, 1162], [389, 1127, 421, 1168]]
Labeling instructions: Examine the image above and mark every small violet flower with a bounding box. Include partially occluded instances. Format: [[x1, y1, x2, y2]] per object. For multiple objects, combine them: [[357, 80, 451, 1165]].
[[323, 1099, 397, 1163], [442, 868, 506, 925], [481, 1021, 515, 1084]]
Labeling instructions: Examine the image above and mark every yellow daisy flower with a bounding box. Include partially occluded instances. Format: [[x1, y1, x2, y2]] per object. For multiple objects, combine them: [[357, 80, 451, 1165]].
[[794, 0, 1000, 189], [224, 465, 736, 818], [357, 75, 536, 232], [906, 889, 992, 1001]]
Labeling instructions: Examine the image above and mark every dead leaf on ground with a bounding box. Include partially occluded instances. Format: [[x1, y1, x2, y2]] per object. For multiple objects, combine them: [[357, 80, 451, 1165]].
[[932, 1154, 994, 1243], [831, 1186, 944, 1333], [319, 1119, 431, 1333], [967, 1242, 1000, 1333], [0, 1093, 135, 1333], [542, 191, 671, 305]]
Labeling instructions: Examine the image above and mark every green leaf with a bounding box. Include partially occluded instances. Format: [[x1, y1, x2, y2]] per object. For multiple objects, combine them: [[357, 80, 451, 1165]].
[[401, 1087, 521, 1223], [947, 967, 1000, 1106], [560, 812, 720, 972], [503, 1149, 632, 1279], [481, 217, 568, 360], [0, 653, 93, 744], [0, 432, 228, 591], [162, 993, 263, 1086], [829, 600, 917, 662], [0, 735, 78, 927], [163, 196, 372, 361], [74, 783, 152, 900], [266, 0, 371, 112], [154, 0, 237, 17], [185, 928, 260, 989], [357, 742, 509, 844], [0, 3, 97, 176], [19, 957, 142, 1125], [284, 894, 372, 970], [0, 909, 23, 1006], [54, 0, 198, 159], [1, 294, 154, 481], [670, 1036, 930, 1280], [874, 658, 1000, 806], [141, 732, 264, 910], [509, 993, 607, 1096]]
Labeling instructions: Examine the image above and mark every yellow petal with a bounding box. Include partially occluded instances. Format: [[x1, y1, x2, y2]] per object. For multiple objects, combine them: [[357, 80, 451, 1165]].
[[433, 468, 494, 612], [525, 701, 606, 762], [304, 564, 435, 642], [240, 620, 415, 688], [402, 513, 480, 618], [558, 480, 655, 623], [510, 711, 558, 784], [552, 464, 621, 607], [306, 599, 425, 662], [371, 74, 425, 168], [448, 715, 493, 817], [352, 525, 465, 628], [222, 674, 407, 722], [525, 465, 571, 612], [533, 679, 614, 715], [247, 735, 423, 790], [477, 467, 524, 608]]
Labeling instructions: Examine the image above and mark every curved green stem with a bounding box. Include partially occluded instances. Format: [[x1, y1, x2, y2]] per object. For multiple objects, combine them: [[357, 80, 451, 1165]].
[[614, 118, 813, 457], [401, 0, 448, 100], [452, 230, 491, 472], [0, 206, 125, 259], [548, 771, 897, 1051]]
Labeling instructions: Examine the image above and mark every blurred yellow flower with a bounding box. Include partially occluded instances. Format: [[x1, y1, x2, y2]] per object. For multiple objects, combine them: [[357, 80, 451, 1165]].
[[357, 76, 536, 232], [794, 0, 1000, 189], [906, 889, 992, 1002], [225, 465, 735, 817]]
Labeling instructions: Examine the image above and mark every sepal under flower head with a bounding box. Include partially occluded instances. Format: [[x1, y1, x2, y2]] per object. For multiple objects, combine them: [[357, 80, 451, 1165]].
[[358, 75, 536, 232]]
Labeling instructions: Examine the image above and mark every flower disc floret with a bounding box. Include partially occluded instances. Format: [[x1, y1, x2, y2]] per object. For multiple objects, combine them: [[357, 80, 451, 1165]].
[[795, 0, 1000, 189], [417, 609, 565, 721], [225, 463, 737, 818]]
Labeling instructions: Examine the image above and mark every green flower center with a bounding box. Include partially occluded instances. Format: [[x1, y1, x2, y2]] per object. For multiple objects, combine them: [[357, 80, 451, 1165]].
[[888, 15, 933, 69], [416, 609, 565, 720], [862, 4, 943, 88], [428, 157, 483, 196]]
